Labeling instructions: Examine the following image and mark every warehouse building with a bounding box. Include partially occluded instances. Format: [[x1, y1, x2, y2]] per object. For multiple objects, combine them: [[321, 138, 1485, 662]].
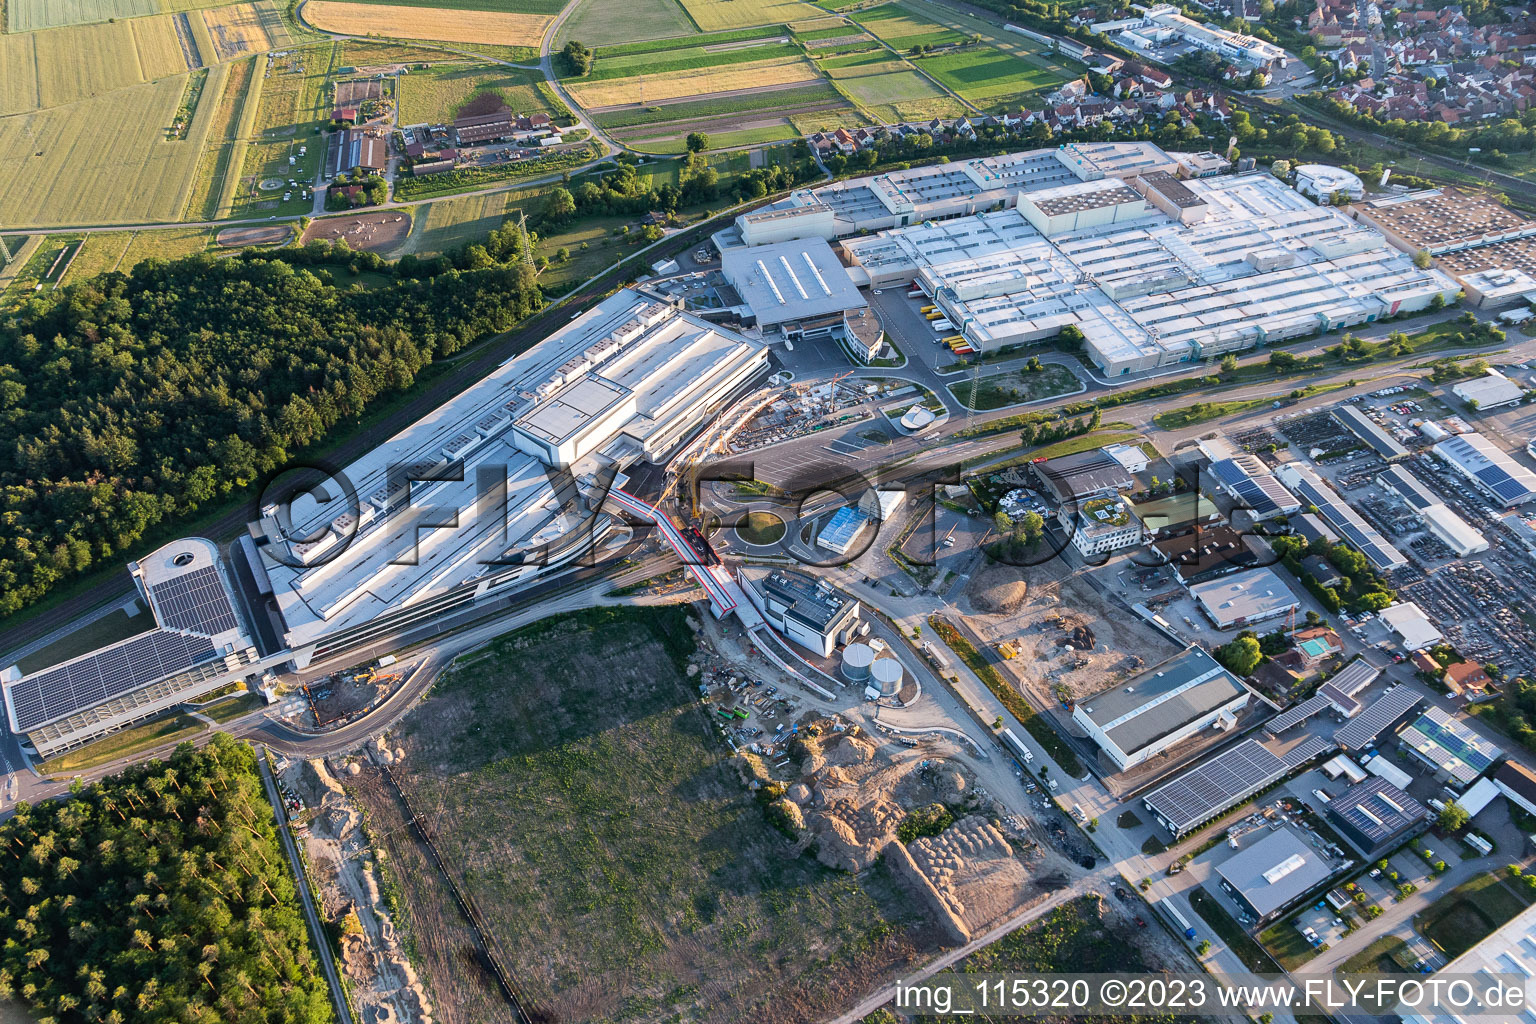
[[1199, 439, 1301, 518], [1144, 735, 1335, 836], [1153, 526, 1268, 584], [248, 289, 768, 664], [1072, 646, 1252, 771], [453, 110, 515, 145], [1377, 464, 1438, 511], [1189, 567, 1300, 630], [1275, 462, 1408, 571], [1433, 432, 1536, 507], [1352, 187, 1536, 258], [1397, 706, 1502, 786], [2, 538, 261, 759], [1216, 827, 1327, 924], [1420, 503, 1488, 556], [1493, 760, 1536, 818], [1029, 446, 1136, 505], [1379, 601, 1443, 652], [1452, 370, 1524, 410], [739, 568, 861, 657], [1334, 404, 1409, 461], [325, 127, 386, 177], [1402, 904, 1536, 1024], [1326, 776, 1429, 857], [719, 237, 869, 337]]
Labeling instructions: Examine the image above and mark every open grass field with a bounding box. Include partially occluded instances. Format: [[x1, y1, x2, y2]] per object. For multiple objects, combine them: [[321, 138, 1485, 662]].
[[223, 44, 330, 219], [590, 80, 840, 127], [588, 24, 779, 55], [839, 68, 962, 120], [401, 191, 512, 255], [556, 0, 698, 45], [397, 63, 555, 124], [854, 3, 962, 50], [201, 0, 293, 61], [568, 54, 821, 107], [676, 0, 814, 32], [577, 37, 797, 81], [0, 74, 223, 229], [947, 364, 1081, 410], [305, 0, 552, 45], [915, 45, 1065, 108], [1418, 871, 1536, 959], [120, 225, 214, 263], [184, 59, 252, 219], [0, 17, 190, 117], [628, 121, 798, 153], [901, 0, 1084, 78], [376, 606, 924, 1023], [818, 48, 892, 70], [59, 232, 136, 284]]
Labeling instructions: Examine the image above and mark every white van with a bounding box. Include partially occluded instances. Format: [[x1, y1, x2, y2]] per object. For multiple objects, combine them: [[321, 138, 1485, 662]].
[[932, 318, 954, 331]]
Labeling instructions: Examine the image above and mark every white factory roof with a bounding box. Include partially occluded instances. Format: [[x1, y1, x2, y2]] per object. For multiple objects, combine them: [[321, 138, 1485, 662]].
[[1379, 601, 1444, 651], [843, 169, 1456, 374], [1403, 903, 1536, 1024], [1420, 502, 1488, 555], [1189, 567, 1299, 627], [1458, 775, 1502, 817], [256, 289, 765, 649], [721, 236, 867, 327], [1294, 164, 1364, 197], [1452, 369, 1525, 410]]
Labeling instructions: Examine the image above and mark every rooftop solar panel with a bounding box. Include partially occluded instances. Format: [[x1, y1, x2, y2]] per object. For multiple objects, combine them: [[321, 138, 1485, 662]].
[[149, 566, 239, 636], [1144, 739, 1292, 836], [1266, 692, 1330, 734], [7, 629, 222, 731], [1334, 688, 1419, 750]]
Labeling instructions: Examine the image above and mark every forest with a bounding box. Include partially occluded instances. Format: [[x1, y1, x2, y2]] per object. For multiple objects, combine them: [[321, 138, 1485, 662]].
[[0, 734, 333, 1024], [0, 248, 543, 616]]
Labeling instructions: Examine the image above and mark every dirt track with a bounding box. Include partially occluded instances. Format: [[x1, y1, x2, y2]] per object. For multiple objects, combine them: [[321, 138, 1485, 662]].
[[302, 211, 413, 253], [216, 224, 292, 247]]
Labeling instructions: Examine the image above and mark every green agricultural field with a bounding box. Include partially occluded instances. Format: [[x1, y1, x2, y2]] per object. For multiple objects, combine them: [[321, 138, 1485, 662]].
[[628, 122, 798, 153], [588, 25, 780, 56], [591, 81, 841, 128], [369, 606, 924, 1024], [119, 225, 213, 264], [579, 38, 798, 81], [6, 0, 240, 31], [185, 60, 245, 220], [398, 63, 556, 124], [855, 3, 963, 50], [901, 0, 1085, 78], [838, 67, 962, 120], [403, 192, 513, 256], [819, 48, 894, 70], [677, 0, 812, 32], [0, 75, 223, 229], [557, 0, 698, 46], [915, 45, 1065, 108]]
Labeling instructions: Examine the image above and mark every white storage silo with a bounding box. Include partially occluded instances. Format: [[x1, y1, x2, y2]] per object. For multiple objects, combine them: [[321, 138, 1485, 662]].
[[841, 642, 875, 683]]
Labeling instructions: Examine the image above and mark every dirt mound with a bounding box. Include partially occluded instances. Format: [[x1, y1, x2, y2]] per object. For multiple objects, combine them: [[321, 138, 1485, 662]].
[[216, 224, 291, 247], [966, 562, 1029, 615]]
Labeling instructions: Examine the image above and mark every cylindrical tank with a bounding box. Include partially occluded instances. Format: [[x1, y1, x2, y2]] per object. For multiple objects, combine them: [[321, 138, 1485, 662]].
[[871, 657, 903, 695], [841, 642, 875, 682]]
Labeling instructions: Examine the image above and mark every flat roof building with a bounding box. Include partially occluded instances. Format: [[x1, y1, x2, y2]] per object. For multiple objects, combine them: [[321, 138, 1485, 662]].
[[1334, 404, 1410, 461], [1402, 903, 1536, 1024], [720, 237, 868, 332], [739, 567, 861, 658], [1276, 462, 1407, 571], [1433, 432, 1536, 507], [1153, 525, 1267, 584], [1190, 567, 1300, 630], [1421, 502, 1488, 557], [1029, 446, 1136, 504], [2, 537, 260, 759], [1326, 776, 1429, 857], [1379, 601, 1444, 652], [1295, 164, 1364, 203], [1216, 827, 1327, 923], [1397, 706, 1502, 786], [1130, 492, 1222, 538], [1353, 187, 1536, 258], [1072, 646, 1251, 771], [1452, 370, 1524, 411]]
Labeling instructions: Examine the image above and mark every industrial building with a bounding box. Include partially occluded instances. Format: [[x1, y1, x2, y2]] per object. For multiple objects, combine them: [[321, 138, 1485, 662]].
[[1143, 734, 1334, 836], [1092, 4, 1287, 65], [245, 289, 768, 664], [1266, 658, 1380, 734], [1215, 827, 1327, 924], [2, 538, 261, 758], [1029, 446, 1136, 504], [1189, 567, 1300, 630], [325, 127, 386, 177], [1334, 405, 1409, 461], [1452, 370, 1525, 410], [739, 568, 861, 658], [1335, 687, 1420, 751], [1377, 464, 1438, 510], [1396, 706, 1502, 786], [1294, 164, 1364, 203], [1130, 492, 1221, 539], [1432, 432, 1536, 507], [719, 237, 869, 338], [1402, 904, 1536, 1024], [1493, 760, 1536, 818], [1071, 646, 1252, 771], [1352, 188, 1536, 259], [1275, 462, 1408, 571], [1325, 776, 1429, 857], [1200, 440, 1301, 518], [1152, 525, 1267, 584], [1420, 503, 1489, 557], [1379, 601, 1444, 651]]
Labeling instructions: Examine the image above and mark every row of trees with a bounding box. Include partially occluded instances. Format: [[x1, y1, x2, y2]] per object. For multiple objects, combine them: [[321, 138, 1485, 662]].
[[0, 734, 333, 1023], [0, 246, 544, 615], [1302, 95, 1536, 165]]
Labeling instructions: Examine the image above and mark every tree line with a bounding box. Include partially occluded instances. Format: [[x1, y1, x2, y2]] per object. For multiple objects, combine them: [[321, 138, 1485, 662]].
[[0, 246, 543, 616], [0, 734, 333, 1023]]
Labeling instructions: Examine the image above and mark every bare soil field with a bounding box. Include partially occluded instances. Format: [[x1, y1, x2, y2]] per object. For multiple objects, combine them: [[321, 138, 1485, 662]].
[[373, 606, 932, 1024], [216, 224, 292, 246], [960, 557, 1180, 707], [566, 55, 820, 107], [335, 78, 385, 105], [301, 211, 413, 252]]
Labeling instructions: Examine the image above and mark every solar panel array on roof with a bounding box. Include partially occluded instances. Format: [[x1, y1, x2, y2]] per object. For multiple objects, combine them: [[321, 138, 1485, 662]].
[[1280, 469, 1406, 571], [1144, 738, 1317, 836], [1327, 776, 1427, 847], [1378, 465, 1438, 511], [1399, 705, 1501, 784], [1329, 658, 1382, 697], [1267, 692, 1331, 734], [8, 630, 219, 731], [1433, 434, 1536, 507], [149, 566, 239, 636], [1282, 734, 1336, 768], [1334, 687, 1419, 749], [1210, 459, 1297, 517]]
